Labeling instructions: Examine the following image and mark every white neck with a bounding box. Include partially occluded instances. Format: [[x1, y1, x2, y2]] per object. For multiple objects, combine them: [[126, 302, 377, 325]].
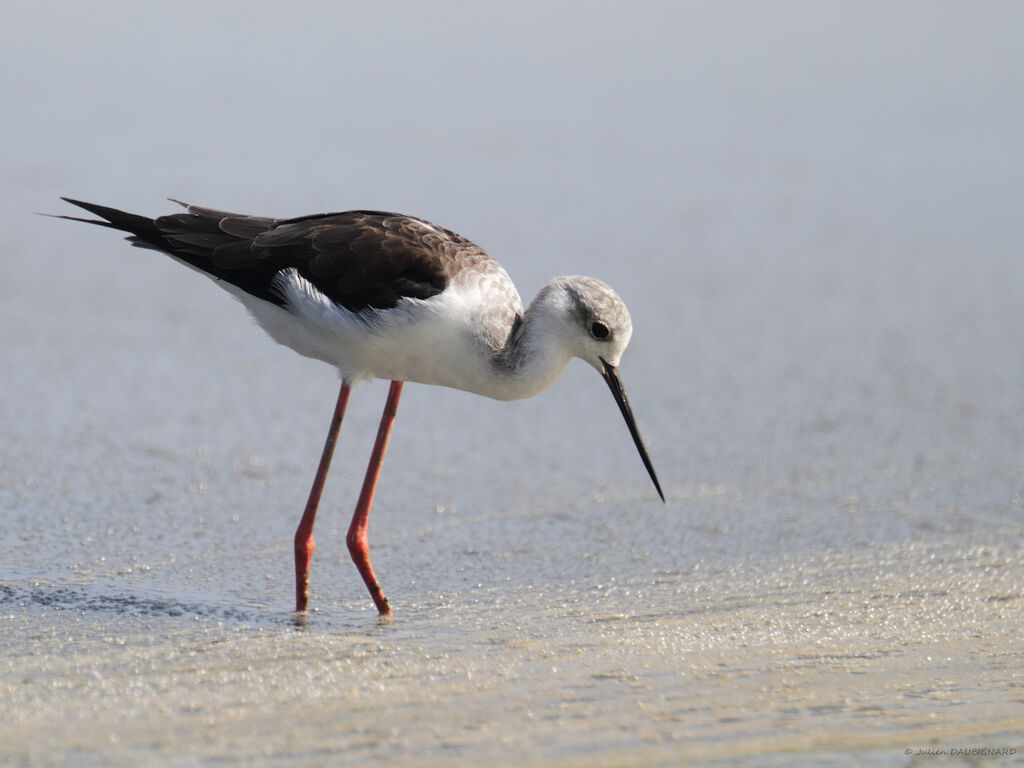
[[488, 282, 577, 401]]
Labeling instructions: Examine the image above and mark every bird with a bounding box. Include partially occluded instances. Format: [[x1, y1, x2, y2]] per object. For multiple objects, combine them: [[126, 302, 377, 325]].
[[54, 197, 664, 616]]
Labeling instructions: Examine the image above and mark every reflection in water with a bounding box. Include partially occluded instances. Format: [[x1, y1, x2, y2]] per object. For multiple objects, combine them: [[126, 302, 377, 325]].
[[0, 579, 261, 623]]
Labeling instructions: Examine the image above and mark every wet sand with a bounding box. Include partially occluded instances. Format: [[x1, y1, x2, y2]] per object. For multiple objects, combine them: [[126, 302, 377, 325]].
[[3, 538, 1022, 766]]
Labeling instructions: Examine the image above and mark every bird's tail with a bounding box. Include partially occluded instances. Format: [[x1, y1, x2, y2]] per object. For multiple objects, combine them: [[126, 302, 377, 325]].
[[51, 197, 290, 307], [52, 197, 172, 252]]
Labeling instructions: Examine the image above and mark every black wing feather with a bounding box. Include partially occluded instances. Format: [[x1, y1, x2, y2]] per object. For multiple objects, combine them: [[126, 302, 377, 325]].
[[59, 199, 467, 312]]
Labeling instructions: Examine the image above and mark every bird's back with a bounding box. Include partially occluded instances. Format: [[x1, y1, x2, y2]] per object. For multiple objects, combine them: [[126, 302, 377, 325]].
[[61, 198, 507, 314], [59, 198, 526, 390]]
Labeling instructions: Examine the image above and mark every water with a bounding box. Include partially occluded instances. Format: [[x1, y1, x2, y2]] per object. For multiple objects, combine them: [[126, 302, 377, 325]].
[[2, 2, 1023, 765]]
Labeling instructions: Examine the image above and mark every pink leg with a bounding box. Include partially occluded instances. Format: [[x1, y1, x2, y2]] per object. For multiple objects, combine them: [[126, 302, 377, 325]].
[[347, 380, 403, 616], [294, 381, 351, 612]]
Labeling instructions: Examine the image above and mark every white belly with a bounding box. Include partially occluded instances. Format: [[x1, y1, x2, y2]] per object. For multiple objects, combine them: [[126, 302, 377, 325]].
[[230, 269, 566, 401]]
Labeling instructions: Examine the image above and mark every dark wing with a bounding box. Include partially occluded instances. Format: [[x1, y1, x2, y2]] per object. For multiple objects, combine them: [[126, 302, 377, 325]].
[[249, 211, 471, 311], [58, 198, 480, 312]]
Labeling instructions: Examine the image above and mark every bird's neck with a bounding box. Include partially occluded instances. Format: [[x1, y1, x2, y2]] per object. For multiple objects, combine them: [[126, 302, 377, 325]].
[[491, 284, 575, 401]]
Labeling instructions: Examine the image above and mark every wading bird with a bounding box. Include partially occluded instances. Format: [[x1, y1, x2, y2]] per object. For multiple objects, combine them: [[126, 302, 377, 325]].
[[56, 198, 664, 615]]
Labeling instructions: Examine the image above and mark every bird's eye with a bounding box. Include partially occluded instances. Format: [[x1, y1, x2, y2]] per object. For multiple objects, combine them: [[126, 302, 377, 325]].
[[590, 321, 610, 340]]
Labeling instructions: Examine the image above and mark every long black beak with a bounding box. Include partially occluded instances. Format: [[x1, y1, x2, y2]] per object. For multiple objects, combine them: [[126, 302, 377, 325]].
[[600, 359, 665, 502]]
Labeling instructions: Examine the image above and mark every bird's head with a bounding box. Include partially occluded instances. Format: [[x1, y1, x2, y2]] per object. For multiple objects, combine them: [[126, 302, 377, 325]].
[[553, 275, 635, 372], [551, 276, 664, 502]]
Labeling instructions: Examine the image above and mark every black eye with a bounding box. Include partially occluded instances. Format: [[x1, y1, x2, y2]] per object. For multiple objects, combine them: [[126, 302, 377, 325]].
[[590, 321, 610, 340]]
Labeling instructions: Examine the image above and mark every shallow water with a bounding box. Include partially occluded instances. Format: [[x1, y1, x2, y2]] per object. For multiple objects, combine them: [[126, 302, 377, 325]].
[[3, 543, 1022, 766], [2, 2, 1024, 766]]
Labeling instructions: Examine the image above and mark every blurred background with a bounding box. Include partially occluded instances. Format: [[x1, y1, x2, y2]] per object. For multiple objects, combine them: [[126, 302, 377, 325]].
[[1, 2, 1022, 765]]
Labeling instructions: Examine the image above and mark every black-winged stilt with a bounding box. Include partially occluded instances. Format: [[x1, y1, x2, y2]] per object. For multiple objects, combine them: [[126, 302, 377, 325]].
[[56, 197, 664, 615]]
